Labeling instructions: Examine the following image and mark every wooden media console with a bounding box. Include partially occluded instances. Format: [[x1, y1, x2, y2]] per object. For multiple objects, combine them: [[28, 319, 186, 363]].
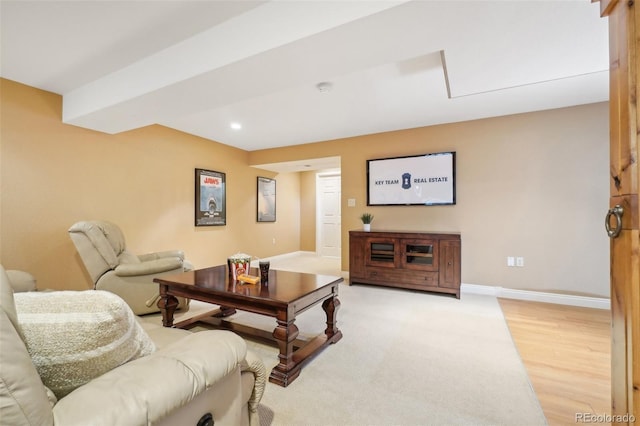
[[349, 230, 461, 298]]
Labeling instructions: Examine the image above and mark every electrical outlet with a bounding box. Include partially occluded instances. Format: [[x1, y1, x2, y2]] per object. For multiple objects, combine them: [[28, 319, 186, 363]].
[[516, 257, 524, 267], [347, 198, 356, 207], [272, 237, 276, 245], [507, 256, 515, 267]]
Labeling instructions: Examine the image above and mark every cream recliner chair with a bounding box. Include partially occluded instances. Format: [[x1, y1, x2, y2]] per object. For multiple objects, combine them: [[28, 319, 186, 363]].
[[0, 265, 266, 426], [69, 220, 192, 315]]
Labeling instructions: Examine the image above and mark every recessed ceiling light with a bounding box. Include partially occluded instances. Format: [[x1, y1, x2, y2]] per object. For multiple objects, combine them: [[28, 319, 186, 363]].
[[230, 122, 242, 130], [316, 82, 332, 93]]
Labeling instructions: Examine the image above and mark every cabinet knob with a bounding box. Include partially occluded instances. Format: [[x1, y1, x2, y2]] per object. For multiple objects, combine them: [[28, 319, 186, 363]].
[[448, 262, 452, 265]]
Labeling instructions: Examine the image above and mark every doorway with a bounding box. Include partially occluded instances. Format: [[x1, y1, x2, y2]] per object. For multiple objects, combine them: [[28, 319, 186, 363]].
[[316, 173, 341, 258]]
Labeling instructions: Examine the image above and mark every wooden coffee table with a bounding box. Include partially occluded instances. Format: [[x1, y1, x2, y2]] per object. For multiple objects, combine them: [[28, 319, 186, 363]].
[[154, 265, 343, 387]]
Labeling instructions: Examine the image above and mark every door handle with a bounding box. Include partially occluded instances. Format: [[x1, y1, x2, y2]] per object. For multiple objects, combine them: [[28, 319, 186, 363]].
[[605, 204, 624, 238]]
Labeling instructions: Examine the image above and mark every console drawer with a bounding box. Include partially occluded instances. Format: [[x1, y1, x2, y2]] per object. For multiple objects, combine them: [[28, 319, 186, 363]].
[[365, 268, 439, 287], [398, 271, 439, 287]]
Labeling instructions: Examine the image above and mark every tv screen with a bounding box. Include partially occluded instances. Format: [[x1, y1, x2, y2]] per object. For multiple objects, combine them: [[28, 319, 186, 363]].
[[367, 151, 456, 206]]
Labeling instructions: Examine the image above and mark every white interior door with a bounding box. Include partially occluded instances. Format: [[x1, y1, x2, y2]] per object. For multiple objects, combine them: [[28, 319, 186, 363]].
[[316, 173, 341, 257]]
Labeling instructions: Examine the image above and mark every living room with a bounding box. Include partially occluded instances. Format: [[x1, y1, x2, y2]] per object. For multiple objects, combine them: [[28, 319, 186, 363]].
[[1, 77, 612, 423], [1, 79, 610, 302], [0, 0, 611, 299], [1, 1, 615, 424]]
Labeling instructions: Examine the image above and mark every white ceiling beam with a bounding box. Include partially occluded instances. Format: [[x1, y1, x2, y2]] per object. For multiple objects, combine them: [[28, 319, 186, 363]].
[[62, 0, 410, 133]]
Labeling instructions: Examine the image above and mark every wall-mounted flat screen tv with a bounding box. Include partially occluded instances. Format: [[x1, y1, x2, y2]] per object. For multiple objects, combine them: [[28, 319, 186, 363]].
[[367, 151, 456, 206]]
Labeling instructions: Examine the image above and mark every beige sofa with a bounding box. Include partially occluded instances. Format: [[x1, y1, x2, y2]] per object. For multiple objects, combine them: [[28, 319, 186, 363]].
[[0, 265, 266, 426]]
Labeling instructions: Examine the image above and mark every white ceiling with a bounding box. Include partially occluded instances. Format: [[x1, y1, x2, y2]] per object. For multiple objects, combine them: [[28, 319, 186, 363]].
[[1, 1, 608, 170]]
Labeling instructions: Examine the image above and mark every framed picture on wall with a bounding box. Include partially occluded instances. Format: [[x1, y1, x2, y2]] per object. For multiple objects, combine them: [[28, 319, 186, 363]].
[[195, 168, 226, 226], [257, 176, 276, 222]]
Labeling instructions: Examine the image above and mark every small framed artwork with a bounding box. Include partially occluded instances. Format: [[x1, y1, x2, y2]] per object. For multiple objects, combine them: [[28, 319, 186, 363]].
[[195, 168, 226, 226], [257, 176, 276, 222]]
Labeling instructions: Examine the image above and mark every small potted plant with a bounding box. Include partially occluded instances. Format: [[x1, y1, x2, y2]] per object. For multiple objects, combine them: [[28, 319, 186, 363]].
[[360, 213, 374, 231]]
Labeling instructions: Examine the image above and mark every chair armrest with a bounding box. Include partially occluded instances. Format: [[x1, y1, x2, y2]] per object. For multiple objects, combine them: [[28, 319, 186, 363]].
[[241, 350, 267, 420], [114, 258, 183, 277], [53, 331, 247, 426], [138, 250, 185, 262]]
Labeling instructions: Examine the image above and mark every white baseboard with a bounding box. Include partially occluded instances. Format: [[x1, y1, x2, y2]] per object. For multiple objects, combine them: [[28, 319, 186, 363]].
[[258, 253, 610, 310], [264, 251, 310, 260], [250, 251, 308, 266], [462, 283, 610, 310]]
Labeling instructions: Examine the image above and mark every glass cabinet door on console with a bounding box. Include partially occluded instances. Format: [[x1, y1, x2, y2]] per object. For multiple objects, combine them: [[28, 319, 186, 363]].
[[364, 238, 398, 268], [400, 239, 439, 271]]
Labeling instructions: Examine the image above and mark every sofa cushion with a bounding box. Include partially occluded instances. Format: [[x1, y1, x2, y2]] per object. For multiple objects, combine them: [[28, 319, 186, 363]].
[[0, 307, 55, 426], [0, 265, 24, 341], [52, 331, 249, 426], [14, 290, 156, 398], [5, 269, 37, 293]]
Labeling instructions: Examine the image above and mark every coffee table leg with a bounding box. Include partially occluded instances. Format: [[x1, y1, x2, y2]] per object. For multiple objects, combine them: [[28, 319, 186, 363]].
[[322, 296, 342, 340], [270, 313, 300, 387], [157, 284, 179, 327]]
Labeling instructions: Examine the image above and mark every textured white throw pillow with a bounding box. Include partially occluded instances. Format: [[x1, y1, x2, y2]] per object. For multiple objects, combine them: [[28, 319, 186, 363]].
[[14, 290, 155, 398]]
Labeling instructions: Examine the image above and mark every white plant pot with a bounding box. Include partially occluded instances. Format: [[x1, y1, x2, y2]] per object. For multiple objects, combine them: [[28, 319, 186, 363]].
[[363, 224, 371, 232]]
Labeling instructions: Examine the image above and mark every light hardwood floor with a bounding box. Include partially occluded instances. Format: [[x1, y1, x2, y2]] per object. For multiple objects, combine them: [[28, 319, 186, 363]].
[[499, 298, 611, 426]]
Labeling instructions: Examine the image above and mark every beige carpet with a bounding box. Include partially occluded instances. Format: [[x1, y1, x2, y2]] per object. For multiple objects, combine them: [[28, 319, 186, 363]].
[[194, 253, 547, 426]]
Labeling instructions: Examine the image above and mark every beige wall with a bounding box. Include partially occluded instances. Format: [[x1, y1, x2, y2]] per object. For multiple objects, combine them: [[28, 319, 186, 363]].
[[0, 79, 301, 290], [250, 102, 610, 297], [1, 78, 610, 297]]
